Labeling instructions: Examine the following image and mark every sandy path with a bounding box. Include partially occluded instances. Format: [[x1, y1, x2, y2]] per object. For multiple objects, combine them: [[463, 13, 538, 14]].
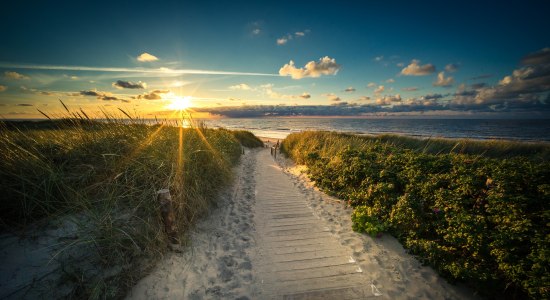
[[127, 149, 258, 299], [128, 147, 479, 299]]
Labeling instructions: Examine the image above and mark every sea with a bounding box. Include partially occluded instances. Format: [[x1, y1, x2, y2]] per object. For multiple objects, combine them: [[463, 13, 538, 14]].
[[201, 118, 550, 142]]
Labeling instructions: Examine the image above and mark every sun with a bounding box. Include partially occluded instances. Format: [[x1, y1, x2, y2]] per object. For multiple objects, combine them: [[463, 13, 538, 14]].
[[167, 95, 192, 110]]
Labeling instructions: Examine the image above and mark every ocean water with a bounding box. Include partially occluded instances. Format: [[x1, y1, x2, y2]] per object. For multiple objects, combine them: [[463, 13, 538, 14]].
[[202, 118, 550, 142]]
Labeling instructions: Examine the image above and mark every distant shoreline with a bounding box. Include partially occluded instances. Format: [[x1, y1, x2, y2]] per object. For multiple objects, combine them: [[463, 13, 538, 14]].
[[3, 118, 549, 143]]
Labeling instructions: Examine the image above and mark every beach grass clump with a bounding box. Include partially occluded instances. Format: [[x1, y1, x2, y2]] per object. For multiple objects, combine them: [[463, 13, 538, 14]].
[[374, 133, 550, 160], [282, 131, 550, 299], [0, 115, 244, 298], [228, 129, 264, 148]]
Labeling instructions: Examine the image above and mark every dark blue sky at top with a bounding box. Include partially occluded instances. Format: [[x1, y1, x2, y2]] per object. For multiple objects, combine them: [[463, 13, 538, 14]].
[[2, 0, 548, 68], [0, 0, 549, 118]]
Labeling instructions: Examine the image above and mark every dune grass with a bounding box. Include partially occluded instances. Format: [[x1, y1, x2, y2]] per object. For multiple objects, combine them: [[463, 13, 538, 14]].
[[282, 131, 550, 163], [0, 110, 259, 298], [281, 131, 550, 299], [227, 130, 264, 148]]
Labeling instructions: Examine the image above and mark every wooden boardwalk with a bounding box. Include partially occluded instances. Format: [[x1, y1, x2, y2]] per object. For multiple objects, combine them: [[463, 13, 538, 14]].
[[253, 149, 373, 299]]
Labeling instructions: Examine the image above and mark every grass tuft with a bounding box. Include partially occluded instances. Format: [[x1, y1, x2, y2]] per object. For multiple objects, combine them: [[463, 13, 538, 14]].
[[228, 130, 264, 148]]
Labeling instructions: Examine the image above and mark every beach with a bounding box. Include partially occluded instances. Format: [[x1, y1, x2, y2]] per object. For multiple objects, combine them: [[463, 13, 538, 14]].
[[127, 145, 479, 299]]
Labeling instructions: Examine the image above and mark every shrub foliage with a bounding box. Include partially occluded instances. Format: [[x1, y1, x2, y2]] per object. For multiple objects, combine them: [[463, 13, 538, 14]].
[[282, 131, 549, 299]]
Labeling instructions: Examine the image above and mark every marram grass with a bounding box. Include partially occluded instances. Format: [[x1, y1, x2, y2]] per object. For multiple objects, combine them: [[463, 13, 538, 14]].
[[0, 109, 259, 298]]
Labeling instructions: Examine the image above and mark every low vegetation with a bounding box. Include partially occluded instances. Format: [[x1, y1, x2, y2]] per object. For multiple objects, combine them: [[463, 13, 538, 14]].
[[282, 131, 549, 299], [0, 111, 260, 298], [229, 130, 264, 148]]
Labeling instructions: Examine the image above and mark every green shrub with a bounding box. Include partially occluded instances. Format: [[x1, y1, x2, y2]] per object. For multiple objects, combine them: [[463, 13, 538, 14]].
[[282, 131, 550, 299], [351, 205, 387, 236]]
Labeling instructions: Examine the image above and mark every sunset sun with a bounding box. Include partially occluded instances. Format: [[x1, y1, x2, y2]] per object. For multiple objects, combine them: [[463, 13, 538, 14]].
[[167, 95, 192, 110]]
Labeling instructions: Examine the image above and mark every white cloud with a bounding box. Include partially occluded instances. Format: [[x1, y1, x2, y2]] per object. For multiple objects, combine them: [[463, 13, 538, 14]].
[[402, 87, 418, 91], [4, 71, 29, 80], [396, 62, 405, 67], [401, 59, 436, 76], [374, 56, 384, 61], [367, 82, 377, 88], [229, 83, 252, 90], [299, 92, 311, 99], [324, 93, 341, 101], [433, 71, 455, 87], [276, 30, 309, 45], [0, 85, 7, 92], [137, 52, 159, 62], [344, 86, 356, 92], [374, 85, 385, 94], [135, 89, 170, 100], [277, 37, 289, 45], [279, 56, 340, 79], [386, 78, 395, 83], [252, 28, 261, 35]]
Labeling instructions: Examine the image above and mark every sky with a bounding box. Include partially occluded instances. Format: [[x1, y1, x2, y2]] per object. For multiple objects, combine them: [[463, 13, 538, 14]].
[[0, 0, 549, 119]]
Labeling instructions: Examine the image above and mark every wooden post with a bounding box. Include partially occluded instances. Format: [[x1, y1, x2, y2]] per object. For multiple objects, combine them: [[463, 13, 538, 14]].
[[157, 189, 178, 244]]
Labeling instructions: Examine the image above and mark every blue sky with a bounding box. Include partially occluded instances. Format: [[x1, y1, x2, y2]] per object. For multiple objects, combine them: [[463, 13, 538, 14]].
[[0, 0, 549, 118]]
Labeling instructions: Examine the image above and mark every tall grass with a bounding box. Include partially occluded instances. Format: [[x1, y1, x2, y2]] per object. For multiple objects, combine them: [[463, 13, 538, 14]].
[[228, 130, 264, 148], [0, 107, 255, 298], [282, 131, 550, 162]]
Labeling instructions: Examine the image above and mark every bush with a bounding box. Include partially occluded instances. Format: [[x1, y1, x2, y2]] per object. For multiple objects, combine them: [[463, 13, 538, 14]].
[[282, 131, 550, 299]]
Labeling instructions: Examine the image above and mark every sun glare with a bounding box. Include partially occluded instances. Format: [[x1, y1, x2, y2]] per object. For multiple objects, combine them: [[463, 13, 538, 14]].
[[168, 95, 192, 110]]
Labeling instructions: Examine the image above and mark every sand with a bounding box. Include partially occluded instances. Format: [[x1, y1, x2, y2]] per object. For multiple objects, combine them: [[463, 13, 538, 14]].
[[0, 216, 86, 299], [128, 146, 480, 299]]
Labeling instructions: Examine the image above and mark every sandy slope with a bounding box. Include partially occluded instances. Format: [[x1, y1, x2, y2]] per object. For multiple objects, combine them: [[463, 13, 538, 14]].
[[128, 146, 479, 299]]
